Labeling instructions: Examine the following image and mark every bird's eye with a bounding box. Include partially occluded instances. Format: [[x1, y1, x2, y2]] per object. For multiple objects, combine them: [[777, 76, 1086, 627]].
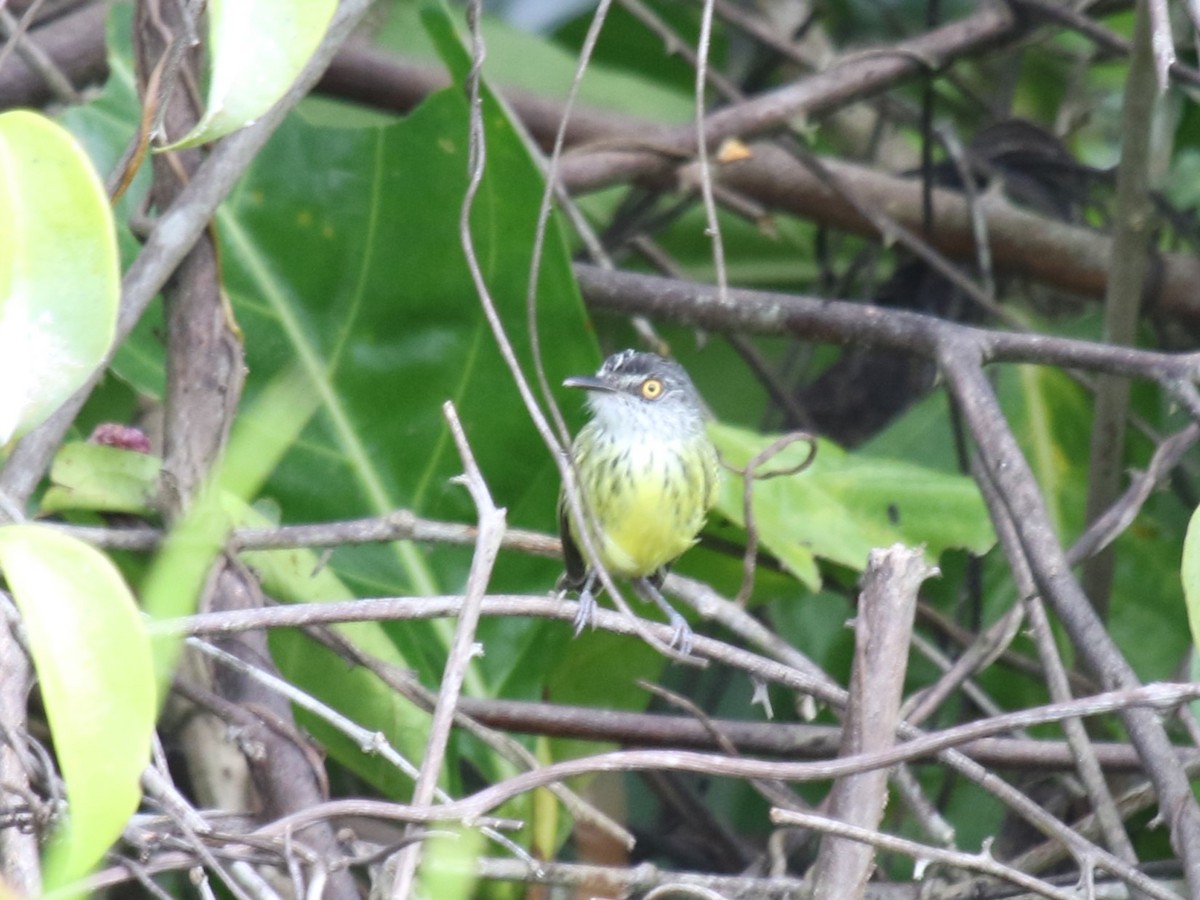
[[641, 378, 664, 400]]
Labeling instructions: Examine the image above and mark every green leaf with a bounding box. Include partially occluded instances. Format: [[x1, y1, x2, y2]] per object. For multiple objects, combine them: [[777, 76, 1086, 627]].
[[1180, 504, 1200, 652], [416, 825, 484, 899], [210, 83, 597, 695], [0, 525, 154, 888], [1191, 652, 1200, 730], [0, 111, 118, 444], [709, 422, 995, 589], [38, 439, 436, 782], [59, 0, 604, 799], [1015, 364, 1076, 538], [373, 3, 693, 124], [163, 0, 337, 149], [40, 443, 161, 516]]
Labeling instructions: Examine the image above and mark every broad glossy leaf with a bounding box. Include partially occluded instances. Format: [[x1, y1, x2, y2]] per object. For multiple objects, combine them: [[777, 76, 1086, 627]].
[[0, 111, 118, 444], [165, 0, 337, 149], [0, 525, 154, 887], [710, 422, 995, 589], [214, 85, 596, 689], [62, 7, 600, 788]]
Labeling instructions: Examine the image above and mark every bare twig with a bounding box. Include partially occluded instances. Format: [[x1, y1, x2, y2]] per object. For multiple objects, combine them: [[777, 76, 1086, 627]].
[[975, 460, 1138, 871], [691, 0, 730, 310], [474, 854, 809, 897], [776, 809, 1078, 900], [940, 347, 1200, 891], [385, 403, 506, 897], [811, 545, 932, 899], [901, 603, 1025, 726], [524, 0, 613, 454], [261, 681, 1200, 825]]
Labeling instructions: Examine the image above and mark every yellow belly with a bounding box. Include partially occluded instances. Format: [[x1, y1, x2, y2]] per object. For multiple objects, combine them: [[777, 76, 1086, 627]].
[[573, 430, 718, 578]]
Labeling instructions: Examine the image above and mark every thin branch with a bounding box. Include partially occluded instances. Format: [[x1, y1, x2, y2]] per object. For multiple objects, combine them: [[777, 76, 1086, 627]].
[[974, 460, 1138, 870], [940, 346, 1200, 892], [386, 403, 506, 897], [261, 680, 1200, 826], [691, 0, 730, 309], [775, 809, 1078, 900], [572, 263, 1200, 380], [557, 3, 1021, 191]]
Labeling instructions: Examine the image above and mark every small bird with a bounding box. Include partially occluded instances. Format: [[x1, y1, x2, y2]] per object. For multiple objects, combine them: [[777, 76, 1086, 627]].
[[559, 349, 720, 653]]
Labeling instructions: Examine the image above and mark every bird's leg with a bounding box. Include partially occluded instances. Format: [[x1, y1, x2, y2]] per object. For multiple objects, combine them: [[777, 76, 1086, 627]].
[[572, 570, 599, 637], [633, 575, 694, 655]]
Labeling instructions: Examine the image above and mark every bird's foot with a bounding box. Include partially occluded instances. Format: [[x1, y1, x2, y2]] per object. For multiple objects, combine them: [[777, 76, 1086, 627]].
[[666, 610, 694, 655], [636, 576, 694, 655], [572, 575, 599, 637], [572, 589, 596, 636]]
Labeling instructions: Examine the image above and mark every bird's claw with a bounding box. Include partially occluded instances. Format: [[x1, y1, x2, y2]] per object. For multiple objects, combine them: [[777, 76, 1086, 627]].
[[635, 575, 695, 656], [573, 586, 597, 637], [667, 611, 694, 656]]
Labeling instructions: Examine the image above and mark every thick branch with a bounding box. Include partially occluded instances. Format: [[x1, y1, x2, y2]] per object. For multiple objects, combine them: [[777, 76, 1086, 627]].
[[0, 0, 106, 109], [453, 695, 1198, 772], [811, 546, 933, 899], [556, 2, 1021, 191], [13, 6, 1200, 320], [572, 264, 1200, 380], [705, 147, 1200, 321]]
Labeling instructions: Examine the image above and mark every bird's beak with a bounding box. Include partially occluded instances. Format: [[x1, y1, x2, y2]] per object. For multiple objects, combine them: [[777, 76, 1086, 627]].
[[563, 375, 617, 392]]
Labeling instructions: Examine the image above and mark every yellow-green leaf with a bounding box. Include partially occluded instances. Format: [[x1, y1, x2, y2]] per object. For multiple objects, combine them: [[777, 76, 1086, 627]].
[[710, 422, 995, 588], [163, 0, 337, 149], [40, 443, 162, 516], [1180, 504, 1200, 651], [0, 111, 118, 444], [0, 525, 155, 888]]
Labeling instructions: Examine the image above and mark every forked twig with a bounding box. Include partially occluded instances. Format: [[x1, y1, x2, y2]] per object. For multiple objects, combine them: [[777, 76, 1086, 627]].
[[385, 402, 506, 897]]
